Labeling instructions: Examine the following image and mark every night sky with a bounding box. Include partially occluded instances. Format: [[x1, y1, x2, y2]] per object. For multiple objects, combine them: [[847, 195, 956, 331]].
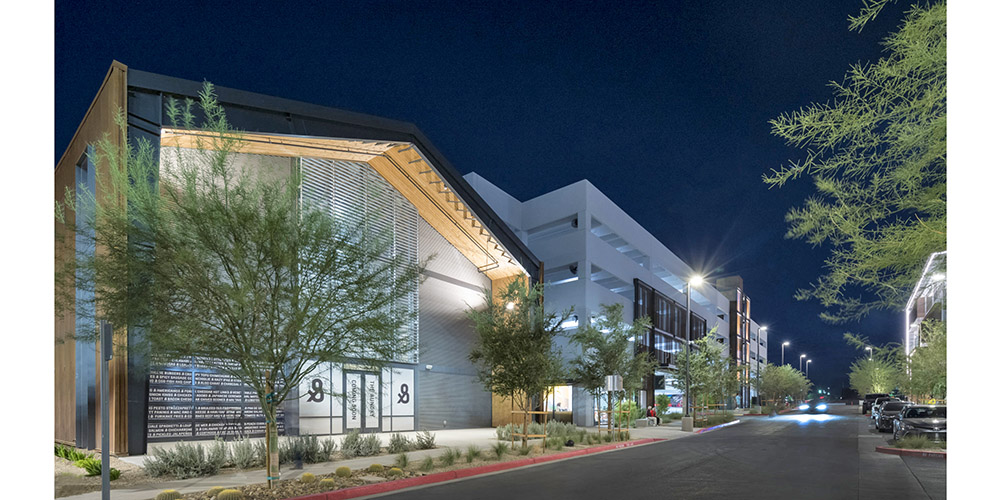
[[55, 0, 913, 393]]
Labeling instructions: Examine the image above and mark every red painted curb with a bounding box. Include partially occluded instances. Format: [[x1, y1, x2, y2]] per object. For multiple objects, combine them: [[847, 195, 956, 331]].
[[287, 439, 662, 500], [875, 446, 946, 459]]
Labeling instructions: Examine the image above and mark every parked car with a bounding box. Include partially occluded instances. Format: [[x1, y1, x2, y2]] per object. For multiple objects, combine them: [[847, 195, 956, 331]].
[[893, 405, 946, 441], [871, 397, 899, 420], [862, 393, 889, 414], [875, 401, 910, 432]]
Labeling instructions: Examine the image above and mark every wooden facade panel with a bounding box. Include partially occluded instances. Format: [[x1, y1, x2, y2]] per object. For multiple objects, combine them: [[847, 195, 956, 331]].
[[54, 61, 130, 451]]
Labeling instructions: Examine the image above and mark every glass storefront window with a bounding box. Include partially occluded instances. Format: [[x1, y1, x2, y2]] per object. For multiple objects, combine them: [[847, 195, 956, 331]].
[[545, 385, 573, 413]]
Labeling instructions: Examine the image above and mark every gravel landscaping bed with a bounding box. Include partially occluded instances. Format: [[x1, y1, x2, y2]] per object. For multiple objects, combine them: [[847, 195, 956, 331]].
[[54, 451, 159, 498], [151, 438, 637, 500]]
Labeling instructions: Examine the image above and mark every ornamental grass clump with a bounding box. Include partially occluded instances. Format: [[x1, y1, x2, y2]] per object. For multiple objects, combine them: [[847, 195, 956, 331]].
[[321, 437, 338, 459], [395, 452, 409, 469], [419, 457, 434, 472], [439, 448, 459, 466], [466, 445, 481, 463], [388, 433, 413, 453], [491, 441, 509, 459], [416, 430, 436, 449]]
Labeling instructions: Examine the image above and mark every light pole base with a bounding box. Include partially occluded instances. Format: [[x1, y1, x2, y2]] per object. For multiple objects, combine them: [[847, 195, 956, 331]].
[[681, 416, 694, 432]]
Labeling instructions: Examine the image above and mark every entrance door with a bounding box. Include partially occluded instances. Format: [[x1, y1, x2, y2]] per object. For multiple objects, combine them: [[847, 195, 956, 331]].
[[344, 371, 381, 432]]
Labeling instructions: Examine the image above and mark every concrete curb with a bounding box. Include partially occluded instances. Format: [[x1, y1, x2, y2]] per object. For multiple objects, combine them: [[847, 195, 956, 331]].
[[875, 446, 946, 459], [695, 419, 741, 434], [287, 438, 663, 500]]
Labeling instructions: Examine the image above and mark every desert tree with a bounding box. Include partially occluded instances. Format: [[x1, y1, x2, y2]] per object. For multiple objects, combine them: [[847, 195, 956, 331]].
[[55, 83, 421, 485], [764, 0, 946, 323], [569, 303, 657, 427], [758, 363, 812, 410], [844, 333, 902, 396], [467, 276, 568, 446], [670, 327, 739, 412], [900, 319, 946, 402]]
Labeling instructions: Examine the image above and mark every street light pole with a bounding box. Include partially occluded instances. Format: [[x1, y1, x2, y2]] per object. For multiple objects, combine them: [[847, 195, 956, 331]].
[[781, 341, 789, 366], [681, 274, 702, 433], [799, 354, 806, 372], [865, 346, 873, 361], [806, 359, 812, 378]]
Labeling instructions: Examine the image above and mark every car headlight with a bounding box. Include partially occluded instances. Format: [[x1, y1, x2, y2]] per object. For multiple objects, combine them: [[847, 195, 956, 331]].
[[799, 404, 809, 410], [816, 404, 827, 410]]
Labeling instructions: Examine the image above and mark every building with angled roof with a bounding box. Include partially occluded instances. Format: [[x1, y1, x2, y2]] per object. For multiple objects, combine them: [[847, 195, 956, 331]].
[[55, 62, 539, 455]]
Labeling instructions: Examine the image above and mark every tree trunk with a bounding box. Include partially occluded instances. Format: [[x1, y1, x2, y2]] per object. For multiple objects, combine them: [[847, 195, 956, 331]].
[[264, 371, 279, 488]]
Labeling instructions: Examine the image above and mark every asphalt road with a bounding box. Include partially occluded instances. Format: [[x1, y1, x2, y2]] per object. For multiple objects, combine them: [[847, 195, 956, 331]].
[[376, 404, 945, 500]]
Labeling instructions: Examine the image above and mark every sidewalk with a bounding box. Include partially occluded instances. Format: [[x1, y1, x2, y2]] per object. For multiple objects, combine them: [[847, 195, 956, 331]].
[[61, 424, 701, 500]]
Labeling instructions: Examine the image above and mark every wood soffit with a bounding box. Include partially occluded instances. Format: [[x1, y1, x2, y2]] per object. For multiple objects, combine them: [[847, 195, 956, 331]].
[[160, 129, 526, 280]]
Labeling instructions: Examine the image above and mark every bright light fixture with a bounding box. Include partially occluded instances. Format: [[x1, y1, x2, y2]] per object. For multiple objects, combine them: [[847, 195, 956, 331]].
[[506, 302, 515, 311], [783, 341, 790, 346], [689, 275, 704, 286]]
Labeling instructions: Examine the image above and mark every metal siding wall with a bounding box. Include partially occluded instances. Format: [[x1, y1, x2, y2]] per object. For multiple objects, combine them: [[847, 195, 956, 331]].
[[416, 219, 492, 430]]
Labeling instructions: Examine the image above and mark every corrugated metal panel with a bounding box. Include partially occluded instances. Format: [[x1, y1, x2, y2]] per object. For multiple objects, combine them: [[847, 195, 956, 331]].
[[416, 218, 492, 430]]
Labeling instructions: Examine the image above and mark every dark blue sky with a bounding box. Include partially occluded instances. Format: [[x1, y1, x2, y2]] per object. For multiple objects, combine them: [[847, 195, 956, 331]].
[[55, 0, 911, 392]]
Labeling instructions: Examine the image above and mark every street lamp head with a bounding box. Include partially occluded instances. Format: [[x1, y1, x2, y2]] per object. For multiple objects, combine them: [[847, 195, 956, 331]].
[[783, 341, 790, 346], [689, 275, 704, 286], [800, 354, 806, 358], [865, 346, 872, 351], [760, 326, 768, 332], [807, 359, 812, 363]]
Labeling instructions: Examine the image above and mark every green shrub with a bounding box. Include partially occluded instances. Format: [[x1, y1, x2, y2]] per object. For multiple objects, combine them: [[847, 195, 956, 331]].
[[602, 433, 612, 443], [342, 431, 382, 458], [368, 463, 384, 473], [703, 412, 735, 427], [321, 437, 338, 459], [230, 438, 260, 469], [416, 430, 436, 449], [526, 421, 544, 436], [206, 486, 225, 497], [335, 466, 352, 478], [388, 433, 413, 454], [253, 439, 268, 467], [495, 423, 522, 441], [419, 457, 434, 472], [360, 434, 382, 456], [56, 444, 92, 462], [439, 448, 459, 466], [893, 435, 942, 450], [217, 489, 244, 500], [394, 452, 409, 469], [319, 478, 336, 489], [491, 441, 509, 459], [144, 441, 227, 479], [74, 457, 102, 476], [282, 435, 324, 463], [388, 467, 404, 477], [299, 472, 316, 483], [517, 445, 531, 456], [155, 490, 182, 500]]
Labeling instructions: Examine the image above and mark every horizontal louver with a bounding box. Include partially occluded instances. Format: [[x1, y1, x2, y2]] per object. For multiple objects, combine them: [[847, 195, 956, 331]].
[[301, 158, 419, 363]]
